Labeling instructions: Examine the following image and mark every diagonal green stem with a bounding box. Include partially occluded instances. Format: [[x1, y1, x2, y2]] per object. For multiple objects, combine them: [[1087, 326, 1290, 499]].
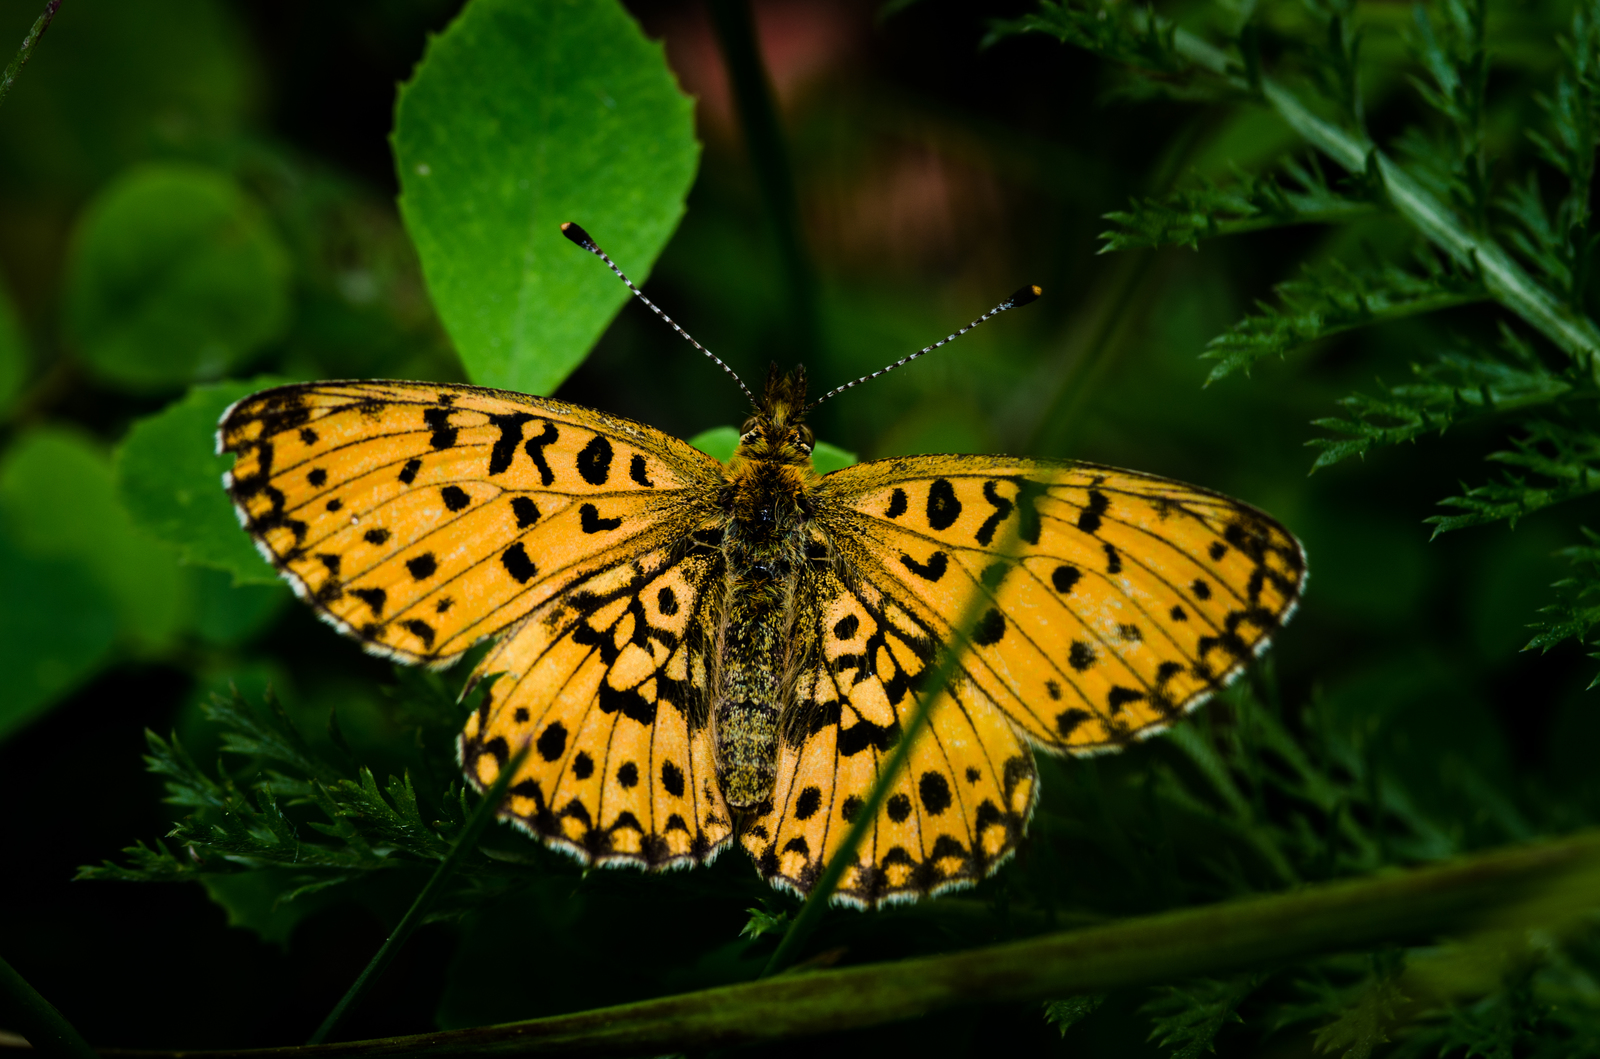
[[1170, 29, 1600, 379], [0, 1, 60, 111], [0, 953, 97, 1059], [761, 521, 1026, 976], [306, 742, 531, 1045], [35, 830, 1600, 1058], [705, 0, 820, 360]]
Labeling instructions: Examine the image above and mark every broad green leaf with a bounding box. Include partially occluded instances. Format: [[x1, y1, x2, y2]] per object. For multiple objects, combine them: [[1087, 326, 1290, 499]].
[[687, 425, 739, 462], [0, 529, 118, 741], [63, 164, 292, 391], [115, 378, 289, 585], [811, 441, 857, 474], [0, 427, 186, 653], [0, 274, 27, 416], [394, 0, 699, 395]]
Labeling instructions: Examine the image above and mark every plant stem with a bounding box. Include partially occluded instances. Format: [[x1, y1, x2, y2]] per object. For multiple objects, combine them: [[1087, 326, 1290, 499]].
[[0, 954, 96, 1059], [1171, 29, 1600, 379], [705, 0, 820, 360], [305, 742, 531, 1045], [0, 1, 60, 112], [47, 829, 1600, 1059]]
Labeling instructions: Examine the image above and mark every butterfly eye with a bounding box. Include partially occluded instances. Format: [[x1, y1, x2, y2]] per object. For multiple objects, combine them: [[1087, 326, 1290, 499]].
[[795, 426, 814, 453]]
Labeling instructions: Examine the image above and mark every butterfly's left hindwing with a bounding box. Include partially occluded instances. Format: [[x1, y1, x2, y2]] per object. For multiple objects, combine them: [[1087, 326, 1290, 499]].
[[742, 565, 1038, 906]]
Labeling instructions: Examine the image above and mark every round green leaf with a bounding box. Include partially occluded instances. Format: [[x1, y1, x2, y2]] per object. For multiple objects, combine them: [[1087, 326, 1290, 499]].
[[115, 378, 289, 585], [0, 531, 118, 742], [0, 427, 186, 652], [394, 0, 699, 395], [64, 163, 292, 391]]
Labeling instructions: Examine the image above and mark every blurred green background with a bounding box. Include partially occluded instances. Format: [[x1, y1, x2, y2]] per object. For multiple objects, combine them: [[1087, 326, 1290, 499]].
[[1, 0, 1596, 1053]]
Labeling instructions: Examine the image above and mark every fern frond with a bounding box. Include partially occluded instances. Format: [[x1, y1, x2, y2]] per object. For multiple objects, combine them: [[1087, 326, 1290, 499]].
[[1309, 327, 1576, 468], [1142, 973, 1265, 1058], [1429, 417, 1600, 534], [1203, 255, 1486, 383], [1102, 156, 1378, 252]]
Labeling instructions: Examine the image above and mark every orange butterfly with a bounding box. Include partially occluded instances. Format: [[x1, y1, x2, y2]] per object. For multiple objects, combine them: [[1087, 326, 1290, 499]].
[[218, 224, 1305, 907]]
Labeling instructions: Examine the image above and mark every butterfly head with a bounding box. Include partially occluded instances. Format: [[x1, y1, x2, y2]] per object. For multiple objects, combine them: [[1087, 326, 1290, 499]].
[[733, 364, 815, 468]]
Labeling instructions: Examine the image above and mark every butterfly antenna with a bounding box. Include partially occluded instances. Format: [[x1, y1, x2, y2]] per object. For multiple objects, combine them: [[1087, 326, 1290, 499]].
[[562, 222, 758, 407], [812, 284, 1043, 407]]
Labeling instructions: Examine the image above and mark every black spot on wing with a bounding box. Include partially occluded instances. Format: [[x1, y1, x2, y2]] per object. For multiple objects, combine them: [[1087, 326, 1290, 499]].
[[398, 458, 421, 485], [577, 435, 613, 485], [537, 722, 567, 761], [1077, 489, 1109, 533], [899, 551, 948, 582], [511, 496, 540, 528], [1192, 578, 1212, 600], [1052, 565, 1080, 594], [404, 619, 435, 648], [502, 544, 537, 584], [841, 795, 864, 822], [1068, 640, 1095, 671], [919, 771, 951, 816], [1108, 687, 1145, 713], [440, 485, 470, 511], [352, 587, 386, 617], [308, 468, 327, 487], [833, 614, 859, 640], [926, 479, 960, 530], [886, 793, 912, 823], [580, 503, 622, 534], [423, 407, 457, 449], [972, 608, 1006, 646], [1104, 543, 1121, 574], [885, 488, 907, 519], [794, 785, 821, 820], [364, 528, 390, 546], [617, 762, 639, 788], [657, 586, 679, 616], [572, 751, 594, 779], [975, 481, 1012, 546], [661, 760, 684, 797], [299, 427, 318, 445], [1056, 708, 1091, 738], [486, 412, 535, 475], [406, 553, 437, 580], [523, 423, 558, 487], [629, 453, 654, 487], [325, 498, 343, 512]]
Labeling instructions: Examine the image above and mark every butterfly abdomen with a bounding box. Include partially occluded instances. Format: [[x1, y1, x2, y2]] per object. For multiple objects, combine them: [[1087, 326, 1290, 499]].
[[711, 429, 816, 811]]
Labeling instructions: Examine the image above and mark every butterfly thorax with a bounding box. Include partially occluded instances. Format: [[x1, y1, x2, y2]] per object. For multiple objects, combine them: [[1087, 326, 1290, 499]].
[[711, 367, 820, 811]]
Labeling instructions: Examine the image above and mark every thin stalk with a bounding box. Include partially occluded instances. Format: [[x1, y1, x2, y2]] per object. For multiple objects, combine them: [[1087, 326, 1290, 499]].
[[306, 742, 531, 1045], [705, 0, 820, 359], [0, 954, 96, 1059], [1170, 29, 1600, 378], [0, 1, 60, 111], [48, 830, 1600, 1059], [761, 518, 1025, 977]]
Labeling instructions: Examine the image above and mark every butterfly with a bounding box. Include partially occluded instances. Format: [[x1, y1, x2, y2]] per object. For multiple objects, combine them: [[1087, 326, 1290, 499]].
[[218, 223, 1306, 908]]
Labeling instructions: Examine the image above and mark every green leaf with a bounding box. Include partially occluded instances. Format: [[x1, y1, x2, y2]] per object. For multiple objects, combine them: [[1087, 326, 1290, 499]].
[[0, 426, 186, 651], [811, 440, 857, 474], [1043, 993, 1107, 1036], [115, 377, 289, 585], [687, 425, 739, 462], [0, 529, 117, 741], [0, 273, 28, 417], [63, 163, 292, 391], [393, 0, 699, 395]]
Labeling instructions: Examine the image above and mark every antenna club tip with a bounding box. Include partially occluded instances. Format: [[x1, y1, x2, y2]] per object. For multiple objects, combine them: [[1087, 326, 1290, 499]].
[[561, 221, 598, 251], [1007, 284, 1043, 308]]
